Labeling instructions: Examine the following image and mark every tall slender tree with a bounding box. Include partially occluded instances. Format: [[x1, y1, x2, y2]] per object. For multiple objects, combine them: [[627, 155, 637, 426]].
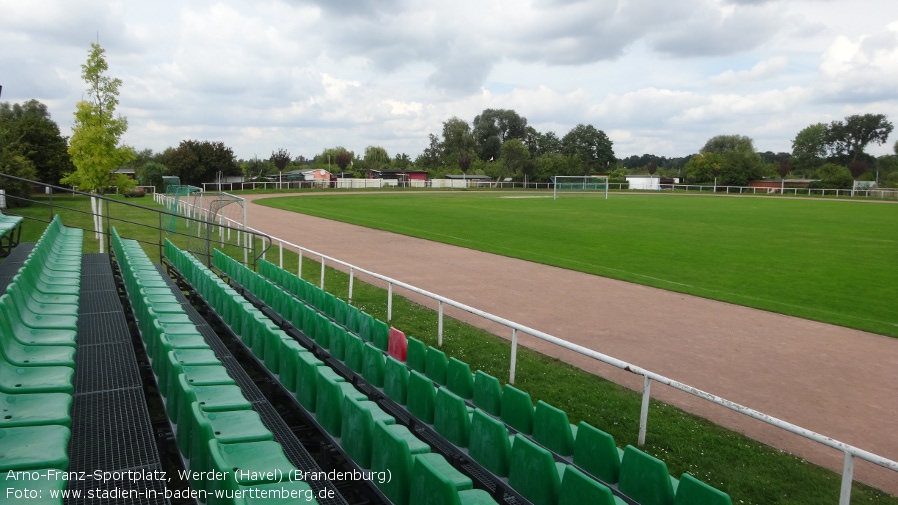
[[62, 42, 135, 192]]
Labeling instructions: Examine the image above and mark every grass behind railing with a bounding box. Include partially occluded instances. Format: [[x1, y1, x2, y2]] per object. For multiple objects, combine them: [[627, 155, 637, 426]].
[[4, 196, 895, 504]]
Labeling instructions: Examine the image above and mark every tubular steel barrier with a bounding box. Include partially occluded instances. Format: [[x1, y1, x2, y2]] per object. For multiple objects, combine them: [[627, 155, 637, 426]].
[[155, 192, 898, 505]]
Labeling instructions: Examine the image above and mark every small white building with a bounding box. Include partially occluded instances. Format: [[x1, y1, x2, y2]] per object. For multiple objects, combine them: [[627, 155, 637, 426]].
[[625, 175, 661, 190]]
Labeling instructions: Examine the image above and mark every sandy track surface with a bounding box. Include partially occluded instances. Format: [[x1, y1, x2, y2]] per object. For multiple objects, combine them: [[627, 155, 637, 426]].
[[243, 193, 898, 494]]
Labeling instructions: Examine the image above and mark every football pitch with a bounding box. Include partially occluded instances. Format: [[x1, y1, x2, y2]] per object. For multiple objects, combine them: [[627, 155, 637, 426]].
[[256, 192, 898, 338]]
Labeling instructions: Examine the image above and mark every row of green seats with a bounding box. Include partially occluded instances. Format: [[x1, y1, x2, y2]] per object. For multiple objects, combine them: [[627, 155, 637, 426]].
[[255, 259, 390, 350], [0, 215, 82, 501], [179, 247, 500, 505], [0, 210, 24, 255], [120, 234, 317, 505], [400, 337, 731, 505]]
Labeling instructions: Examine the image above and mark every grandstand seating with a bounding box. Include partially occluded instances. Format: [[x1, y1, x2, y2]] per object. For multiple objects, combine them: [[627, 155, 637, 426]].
[[0, 211, 23, 256], [0, 211, 736, 505]]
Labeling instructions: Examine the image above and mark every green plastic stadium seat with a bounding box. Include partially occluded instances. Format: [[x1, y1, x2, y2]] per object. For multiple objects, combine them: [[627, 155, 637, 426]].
[[205, 439, 299, 504], [434, 388, 472, 447], [472, 371, 502, 416], [361, 342, 385, 387], [295, 352, 325, 412], [674, 473, 732, 505], [0, 302, 76, 347], [446, 358, 474, 399], [359, 311, 375, 342], [186, 404, 274, 480], [425, 346, 449, 385], [328, 322, 348, 360], [383, 356, 409, 405], [388, 327, 408, 361], [0, 336, 75, 368], [500, 384, 534, 434], [508, 434, 566, 505], [372, 319, 390, 351], [340, 396, 396, 468], [172, 374, 252, 426], [407, 370, 436, 424], [372, 422, 431, 505], [0, 359, 74, 394], [0, 391, 72, 428], [406, 337, 426, 373], [334, 298, 349, 327], [559, 465, 624, 505], [0, 425, 71, 471], [409, 453, 499, 505], [315, 367, 365, 437], [344, 333, 364, 373], [533, 400, 578, 456], [278, 341, 306, 392], [573, 421, 621, 484], [468, 409, 511, 477], [619, 445, 677, 505]]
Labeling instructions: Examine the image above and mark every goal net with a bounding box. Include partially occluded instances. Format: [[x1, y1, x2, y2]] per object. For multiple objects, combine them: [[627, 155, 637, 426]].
[[163, 186, 249, 266], [553, 175, 609, 200]]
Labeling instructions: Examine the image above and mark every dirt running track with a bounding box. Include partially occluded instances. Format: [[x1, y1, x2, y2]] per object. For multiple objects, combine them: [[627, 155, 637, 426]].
[[243, 193, 898, 495]]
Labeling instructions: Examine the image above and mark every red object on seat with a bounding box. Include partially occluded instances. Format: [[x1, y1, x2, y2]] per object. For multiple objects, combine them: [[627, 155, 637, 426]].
[[388, 327, 408, 361]]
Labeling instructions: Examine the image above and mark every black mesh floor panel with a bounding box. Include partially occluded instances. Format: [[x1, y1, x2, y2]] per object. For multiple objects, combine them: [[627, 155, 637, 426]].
[[0, 242, 34, 293], [66, 254, 170, 505], [72, 342, 143, 391]]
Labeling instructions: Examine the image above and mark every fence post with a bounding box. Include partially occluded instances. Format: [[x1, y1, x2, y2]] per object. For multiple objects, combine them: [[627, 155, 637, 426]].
[[438, 301, 444, 346], [387, 282, 393, 322], [298, 249, 303, 278], [509, 328, 518, 385], [348, 267, 354, 304], [840, 452, 854, 505], [279, 241, 283, 269], [638, 376, 652, 446], [320, 256, 325, 290]]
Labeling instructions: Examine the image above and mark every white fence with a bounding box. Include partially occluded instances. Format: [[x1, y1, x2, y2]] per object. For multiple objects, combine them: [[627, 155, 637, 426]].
[[155, 192, 898, 505]]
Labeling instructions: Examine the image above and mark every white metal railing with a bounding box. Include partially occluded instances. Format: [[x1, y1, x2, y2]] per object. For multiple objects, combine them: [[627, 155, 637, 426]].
[[200, 179, 898, 200], [154, 192, 897, 504]]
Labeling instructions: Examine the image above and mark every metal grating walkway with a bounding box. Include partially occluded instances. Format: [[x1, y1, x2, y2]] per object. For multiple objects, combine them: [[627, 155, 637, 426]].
[[65, 254, 171, 505], [156, 265, 349, 505], [0, 242, 35, 293]]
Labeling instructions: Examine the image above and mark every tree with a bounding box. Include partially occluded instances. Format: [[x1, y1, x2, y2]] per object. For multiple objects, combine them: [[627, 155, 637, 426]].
[[416, 134, 443, 170], [532, 153, 580, 182], [61, 43, 135, 192], [270, 148, 291, 173], [811, 163, 854, 189], [334, 150, 352, 172], [364, 146, 390, 169], [791, 123, 828, 175], [720, 148, 764, 186], [472, 109, 528, 161], [498, 139, 530, 181], [162, 140, 240, 186], [0, 150, 38, 207], [135, 161, 166, 193], [825, 114, 893, 163], [561, 124, 615, 174], [392, 153, 412, 170], [0, 100, 73, 185], [701, 134, 755, 154], [684, 151, 723, 184], [441, 117, 478, 171]]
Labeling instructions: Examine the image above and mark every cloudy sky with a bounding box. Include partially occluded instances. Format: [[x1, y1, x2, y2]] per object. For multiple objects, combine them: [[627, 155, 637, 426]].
[[2, 0, 897, 161]]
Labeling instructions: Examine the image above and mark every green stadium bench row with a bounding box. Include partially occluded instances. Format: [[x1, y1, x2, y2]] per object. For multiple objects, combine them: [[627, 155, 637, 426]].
[[0, 211, 24, 256], [0, 215, 82, 499], [118, 232, 318, 505], [176, 246, 500, 505], [240, 251, 733, 505]]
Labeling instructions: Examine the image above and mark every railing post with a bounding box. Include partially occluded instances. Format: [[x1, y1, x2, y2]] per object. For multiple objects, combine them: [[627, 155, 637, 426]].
[[840, 451, 854, 505], [438, 301, 444, 346], [348, 267, 354, 304], [387, 282, 393, 322], [279, 241, 283, 269], [509, 328, 518, 385], [298, 249, 303, 278], [638, 376, 652, 446], [320, 256, 325, 289]]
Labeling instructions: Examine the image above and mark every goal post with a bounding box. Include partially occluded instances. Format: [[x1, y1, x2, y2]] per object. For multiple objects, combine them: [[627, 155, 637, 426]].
[[553, 175, 609, 200]]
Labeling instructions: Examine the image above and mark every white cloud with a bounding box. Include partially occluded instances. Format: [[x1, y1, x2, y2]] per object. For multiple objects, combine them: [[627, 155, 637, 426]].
[[709, 56, 789, 86], [1, 0, 896, 160]]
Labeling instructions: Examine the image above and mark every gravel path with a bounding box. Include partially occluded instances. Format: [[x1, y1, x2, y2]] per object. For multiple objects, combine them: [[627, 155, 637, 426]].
[[244, 193, 898, 494]]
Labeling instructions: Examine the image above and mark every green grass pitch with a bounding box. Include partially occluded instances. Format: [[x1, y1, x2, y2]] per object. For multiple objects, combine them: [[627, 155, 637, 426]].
[[257, 192, 898, 338]]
